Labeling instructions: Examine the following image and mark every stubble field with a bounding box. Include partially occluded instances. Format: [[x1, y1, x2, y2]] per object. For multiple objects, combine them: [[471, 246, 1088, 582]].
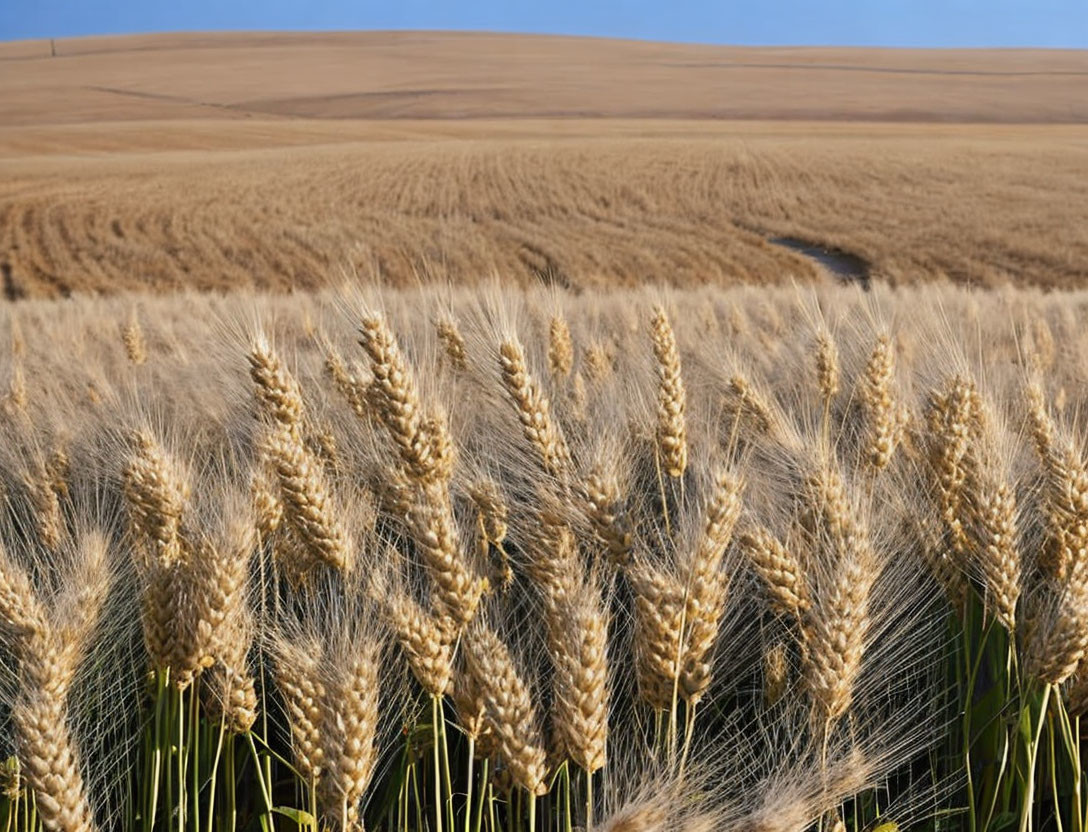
[[2, 32, 1088, 296]]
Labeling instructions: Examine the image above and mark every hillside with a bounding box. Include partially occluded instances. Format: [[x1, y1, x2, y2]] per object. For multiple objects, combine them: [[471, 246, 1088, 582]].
[[3, 30, 1088, 126]]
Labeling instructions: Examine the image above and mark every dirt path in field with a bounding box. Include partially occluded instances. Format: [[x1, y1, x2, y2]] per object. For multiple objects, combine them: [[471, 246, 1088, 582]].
[[771, 237, 871, 288]]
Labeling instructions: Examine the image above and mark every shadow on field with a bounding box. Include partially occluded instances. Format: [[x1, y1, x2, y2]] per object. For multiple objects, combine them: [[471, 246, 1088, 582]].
[[771, 237, 871, 289]]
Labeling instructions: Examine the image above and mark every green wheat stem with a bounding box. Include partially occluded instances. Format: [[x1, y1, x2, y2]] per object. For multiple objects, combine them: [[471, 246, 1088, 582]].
[[205, 719, 227, 832], [1019, 683, 1053, 832]]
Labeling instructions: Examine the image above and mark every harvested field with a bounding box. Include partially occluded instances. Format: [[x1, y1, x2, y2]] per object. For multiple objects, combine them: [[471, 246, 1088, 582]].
[[2, 121, 1088, 296], [1, 32, 1087, 297]]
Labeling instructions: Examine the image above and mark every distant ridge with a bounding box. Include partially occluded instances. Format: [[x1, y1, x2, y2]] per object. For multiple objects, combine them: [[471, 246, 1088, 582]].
[[2, 30, 1087, 125]]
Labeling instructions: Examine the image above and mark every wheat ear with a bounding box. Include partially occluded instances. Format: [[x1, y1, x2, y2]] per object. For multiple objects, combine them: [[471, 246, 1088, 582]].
[[859, 334, 901, 471], [551, 580, 610, 774], [464, 621, 549, 796], [262, 424, 352, 573], [436, 316, 469, 371], [763, 641, 790, 707], [387, 588, 455, 697], [741, 526, 810, 620], [815, 333, 840, 402], [583, 462, 633, 566], [121, 315, 147, 365], [318, 638, 382, 830], [271, 635, 325, 789], [248, 336, 307, 432], [359, 311, 449, 485], [680, 471, 744, 703], [800, 465, 874, 726], [499, 337, 572, 480], [650, 306, 687, 478], [23, 462, 63, 550], [548, 315, 574, 378], [324, 346, 374, 421], [406, 483, 488, 629], [1, 539, 104, 832], [627, 561, 685, 710], [123, 430, 193, 682]]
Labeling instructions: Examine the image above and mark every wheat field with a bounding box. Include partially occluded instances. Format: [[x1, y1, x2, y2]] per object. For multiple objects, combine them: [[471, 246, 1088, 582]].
[[4, 122, 1088, 296], [3, 26, 1088, 832], [0, 281, 1087, 831]]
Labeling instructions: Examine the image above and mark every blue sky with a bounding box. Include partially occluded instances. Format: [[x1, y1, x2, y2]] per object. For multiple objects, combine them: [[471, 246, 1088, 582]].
[[2, 0, 1086, 48]]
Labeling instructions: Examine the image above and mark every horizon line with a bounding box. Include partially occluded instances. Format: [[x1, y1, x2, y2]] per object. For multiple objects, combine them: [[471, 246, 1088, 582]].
[[3, 26, 1087, 52]]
